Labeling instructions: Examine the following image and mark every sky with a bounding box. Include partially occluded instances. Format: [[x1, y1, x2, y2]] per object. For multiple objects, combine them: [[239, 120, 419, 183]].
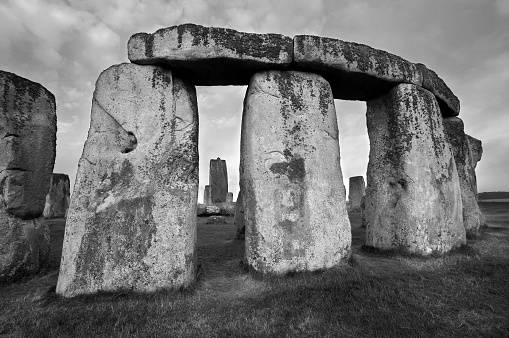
[[1, 0, 508, 202]]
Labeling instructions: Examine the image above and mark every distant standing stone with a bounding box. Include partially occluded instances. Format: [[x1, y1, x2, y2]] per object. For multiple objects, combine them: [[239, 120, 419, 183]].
[[241, 70, 351, 274], [365, 83, 465, 255], [56, 64, 198, 297], [444, 117, 484, 237], [43, 173, 70, 219], [234, 190, 245, 239], [203, 185, 212, 205], [0, 70, 55, 282], [226, 192, 234, 203], [348, 176, 365, 211], [210, 158, 228, 204]]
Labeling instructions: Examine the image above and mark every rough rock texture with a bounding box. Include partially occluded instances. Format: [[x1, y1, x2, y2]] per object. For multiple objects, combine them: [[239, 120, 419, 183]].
[[444, 118, 484, 237], [365, 83, 465, 255], [360, 195, 367, 228], [240, 70, 351, 274], [206, 215, 226, 224], [56, 64, 198, 297], [348, 176, 365, 211], [226, 192, 233, 203], [215, 202, 235, 216], [203, 185, 211, 205], [293, 35, 422, 101], [0, 70, 56, 219], [0, 70, 55, 282], [43, 173, 70, 219], [466, 135, 483, 167], [128, 23, 293, 86], [416, 64, 460, 117], [209, 158, 228, 204], [234, 190, 245, 239], [197, 204, 220, 216]]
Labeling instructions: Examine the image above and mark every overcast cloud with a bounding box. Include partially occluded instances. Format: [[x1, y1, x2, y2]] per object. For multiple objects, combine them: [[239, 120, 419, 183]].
[[1, 0, 507, 201]]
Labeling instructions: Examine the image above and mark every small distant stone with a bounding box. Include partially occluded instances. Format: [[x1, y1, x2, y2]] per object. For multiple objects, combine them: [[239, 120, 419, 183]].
[[206, 216, 227, 224]]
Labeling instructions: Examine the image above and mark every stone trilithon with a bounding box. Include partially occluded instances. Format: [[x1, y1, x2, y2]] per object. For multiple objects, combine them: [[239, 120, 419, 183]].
[[240, 70, 351, 274]]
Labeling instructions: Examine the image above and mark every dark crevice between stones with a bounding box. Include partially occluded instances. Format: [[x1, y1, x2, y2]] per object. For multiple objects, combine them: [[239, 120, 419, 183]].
[[120, 132, 138, 154]]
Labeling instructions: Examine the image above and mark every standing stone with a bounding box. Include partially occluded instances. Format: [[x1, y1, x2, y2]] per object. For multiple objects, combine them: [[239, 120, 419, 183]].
[[365, 83, 465, 255], [443, 118, 485, 237], [234, 190, 245, 239], [56, 64, 198, 297], [466, 135, 483, 168], [209, 158, 228, 204], [360, 195, 367, 227], [348, 176, 365, 211], [226, 192, 234, 203], [203, 185, 212, 205], [1, 70, 55, 282], [240, 70, 351, 274], [43, 173, 71, 219]]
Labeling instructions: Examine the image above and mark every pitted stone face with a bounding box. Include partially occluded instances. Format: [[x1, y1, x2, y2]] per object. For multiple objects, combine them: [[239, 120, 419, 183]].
[[365, 83, 465, 255], [128, 23, 293, 85], [443, 117, 485, 237], [0, 70, 55, 283], [348, 176, 366, 211], [56, 63, 199, 297], [240, 70, 351, 274]]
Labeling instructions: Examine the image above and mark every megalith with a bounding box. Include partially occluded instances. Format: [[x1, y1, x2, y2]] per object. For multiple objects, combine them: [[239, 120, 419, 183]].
[[240, 70, 351, 274], [56, 64, 198, 297], [43, 173, 70, 219], [0, 70, 55, 282], [209, 157, 228, 204], [234, 190, 245, 239], [226, 192, 234, 203], [348, 176, 365, 211], [203, 185, 212, 205], [365, 83, 465, 255], [443, 117, 484, 237]]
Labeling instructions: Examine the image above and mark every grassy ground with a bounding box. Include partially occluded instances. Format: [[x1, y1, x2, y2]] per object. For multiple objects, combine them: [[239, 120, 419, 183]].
[[1, 204, 508, 337]]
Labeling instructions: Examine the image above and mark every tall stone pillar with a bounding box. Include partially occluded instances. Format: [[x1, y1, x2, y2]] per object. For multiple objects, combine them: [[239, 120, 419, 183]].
[[209, 158, 228, 203], [43, 173, 71, 219], [0, 71, 56, 282], [57, 64, 198, 297], [234, 190, 245, 239], [240, 70, 351, 274], [203, 185, 212, 205], [348, 176, 365, 211], [365, 83, 465, 255], [443, 117, 484, 237], [465, 135, 485, 226]]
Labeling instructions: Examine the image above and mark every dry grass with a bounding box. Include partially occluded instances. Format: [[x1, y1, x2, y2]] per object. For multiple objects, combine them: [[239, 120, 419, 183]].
[[1, 204, 508, 337]]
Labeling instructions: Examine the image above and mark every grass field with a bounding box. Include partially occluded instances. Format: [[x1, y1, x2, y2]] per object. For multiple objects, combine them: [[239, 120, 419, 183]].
[[1, 203, 508, 337]]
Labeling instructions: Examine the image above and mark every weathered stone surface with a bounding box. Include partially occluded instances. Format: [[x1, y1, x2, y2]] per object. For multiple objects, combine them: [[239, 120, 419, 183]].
[[293, 35, 423, 101], [360, 195, 367, 227], [1, 70, 56, 219], [43, 173, 70, 219], [0, 212, 50, 283], [365, 83, 465, 255], [240, 70, 351, 274], [197, 204, 220, 216], [348, 176, 365, 211], [206, 215, 226, 224], [226, 192, 233, 203], [416, 64, 460, 116], [466, 135, 482, 167], [203, 185, 211, 205], [128, 23, 293, 86], [56, 64, 198, 297], [444, 118, 484, 237], [209, 157, 228, 204], [215, 202, 235, 216], [234, 190, 245, 239]]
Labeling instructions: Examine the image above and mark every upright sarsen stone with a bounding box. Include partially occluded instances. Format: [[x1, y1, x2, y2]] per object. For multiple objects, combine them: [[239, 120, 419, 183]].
[[56, 64, 198, 297], [234, 190, 245, 239], [203, 185, 212, 205], [365, 84, 465, 255], [443, 118, 484, 236], [240, 70, 351, 274], [1, 71, 55, 282], [209, 158, 228, 204], [43, 173, 70, 219], [348, 176, 365, 211]]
